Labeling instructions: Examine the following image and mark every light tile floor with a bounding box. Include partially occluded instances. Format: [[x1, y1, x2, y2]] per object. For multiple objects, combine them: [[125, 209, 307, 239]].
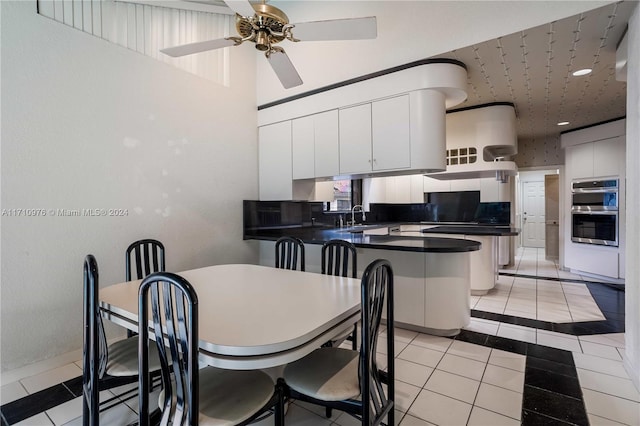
[[471, 247, 607, 322], [1, 247, 637, 425]]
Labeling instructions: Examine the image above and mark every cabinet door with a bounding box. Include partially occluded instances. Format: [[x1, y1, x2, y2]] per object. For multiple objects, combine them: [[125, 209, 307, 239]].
[[258, 121, 292, 200], [410, 174, 426, 202], [292, 116, 315, 179], [385, 176, 412, 203], [593, 136, 624, 178], [566, 143, 594, 179], [372, 95, 411, 171], [339, 104, 372, 174], [480, 178, 500, 202], [424, 176, 451, 193], [314, 110, 340, 178]]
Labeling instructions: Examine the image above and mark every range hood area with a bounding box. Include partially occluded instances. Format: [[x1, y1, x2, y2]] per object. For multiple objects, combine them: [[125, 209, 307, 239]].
[[425, 104, 518, 181]]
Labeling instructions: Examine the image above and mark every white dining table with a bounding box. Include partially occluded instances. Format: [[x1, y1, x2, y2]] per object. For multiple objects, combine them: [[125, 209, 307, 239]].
[[100, 263, 361, 370]]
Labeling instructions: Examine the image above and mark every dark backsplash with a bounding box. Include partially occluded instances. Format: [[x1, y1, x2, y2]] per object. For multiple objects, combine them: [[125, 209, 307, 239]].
[[243, 200, 330, 231], [370, 201, 511, 225], [244, 199, 511, 233], [368, 203, 435, 222]]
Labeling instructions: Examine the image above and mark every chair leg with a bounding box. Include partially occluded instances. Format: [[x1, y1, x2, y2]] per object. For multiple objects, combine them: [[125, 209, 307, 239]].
[[326, 407, 333, 418], [352, 324, 358, 351], [275, 379, 286, 426]]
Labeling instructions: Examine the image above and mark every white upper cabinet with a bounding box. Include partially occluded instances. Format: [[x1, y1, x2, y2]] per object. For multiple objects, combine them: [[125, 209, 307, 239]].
[[566, 142, 594, 179], [258, 121, 292, 200], [372, 95, 411, 171], [565, 136, 624, 180], [339, 103, 373, 174], [339, 95, 411, 175], [562, 118, 626, 180], [593, 136, 624, 177], [292, 110, 339, 179], [313, 110, 340, 178], [292, 116, 315, 179]]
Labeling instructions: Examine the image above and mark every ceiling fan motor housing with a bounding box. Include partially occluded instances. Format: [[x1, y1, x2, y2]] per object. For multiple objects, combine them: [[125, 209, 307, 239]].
[[236, 3, 289, 50]]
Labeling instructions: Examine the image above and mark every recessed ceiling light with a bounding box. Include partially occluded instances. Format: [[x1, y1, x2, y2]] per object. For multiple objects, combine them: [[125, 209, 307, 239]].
[[572, 68, 592, 76], [557, 121, 570, 126]]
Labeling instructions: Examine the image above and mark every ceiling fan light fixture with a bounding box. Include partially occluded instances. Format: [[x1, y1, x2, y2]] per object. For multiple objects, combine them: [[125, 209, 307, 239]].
[[255, 30, 270, 51], [572, 68, 592, 76]]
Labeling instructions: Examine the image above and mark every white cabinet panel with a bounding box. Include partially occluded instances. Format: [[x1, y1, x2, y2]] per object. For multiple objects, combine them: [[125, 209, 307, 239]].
[[566, 143, 594, 179], [372, 95, 411, 171], [566, 246, 619, 278], [292, 110, 340, 179], [593, 136, 624, 178], [480, 178, 500, 202], [385, 176, 412, 203], [364, 177, 387, 204], [292, 116, 315, 179], [314, 110, 340, 178], [423, 176, 451, 193], [358, 249, 426, 327], [339, 104, 372, 174], [410, 174, 426, 202], [259, 121, 292, 200], [450, 179, 480, 191]]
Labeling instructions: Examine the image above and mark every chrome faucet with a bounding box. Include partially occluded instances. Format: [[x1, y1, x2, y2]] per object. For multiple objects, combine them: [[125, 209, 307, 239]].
[[351, 205, 366, 225]]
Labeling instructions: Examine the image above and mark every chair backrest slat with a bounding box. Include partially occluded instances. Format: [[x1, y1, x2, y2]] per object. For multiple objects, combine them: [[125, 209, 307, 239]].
[[82, 255, 101, 426], [321, 240, 357, 279], [275, 236, 305, 271], [126, 239, 165, 281], [139, 272, 199, 426], [360, 259, 394, 425]]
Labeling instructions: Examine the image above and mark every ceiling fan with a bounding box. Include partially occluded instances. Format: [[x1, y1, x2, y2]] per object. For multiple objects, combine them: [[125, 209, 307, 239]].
[[160, 0, 377, 89]]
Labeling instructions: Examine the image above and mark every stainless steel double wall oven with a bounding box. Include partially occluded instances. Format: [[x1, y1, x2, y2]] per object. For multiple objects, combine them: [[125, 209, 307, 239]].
[[571, 178, 619, 246]]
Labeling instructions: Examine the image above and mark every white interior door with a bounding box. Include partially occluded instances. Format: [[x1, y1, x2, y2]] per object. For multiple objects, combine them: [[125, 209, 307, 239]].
[[522, 181, 545, 248]]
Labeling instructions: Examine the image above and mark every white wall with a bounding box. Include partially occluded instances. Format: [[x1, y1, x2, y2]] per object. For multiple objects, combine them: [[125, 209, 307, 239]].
[[0, 1, 257, 371], [624, 3, 640, 392], [258, 1, 610, 104]]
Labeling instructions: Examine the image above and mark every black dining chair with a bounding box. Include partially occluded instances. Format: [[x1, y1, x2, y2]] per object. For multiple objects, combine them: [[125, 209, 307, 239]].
[[274, 236, 305, 271], [82, 255, 163, 426], [125, 239, 165, 337], [282, 259, 395, 425], [126, 239, 165, 281], [138, 271, 282, 426], [321, 239, 358, 350]]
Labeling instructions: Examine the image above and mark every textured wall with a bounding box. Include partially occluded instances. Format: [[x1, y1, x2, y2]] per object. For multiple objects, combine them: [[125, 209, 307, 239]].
[[1, 1, 257, 371]]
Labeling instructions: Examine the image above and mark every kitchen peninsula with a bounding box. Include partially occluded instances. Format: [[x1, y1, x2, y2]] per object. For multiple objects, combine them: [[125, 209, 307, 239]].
[[244, 200, 520, 336]]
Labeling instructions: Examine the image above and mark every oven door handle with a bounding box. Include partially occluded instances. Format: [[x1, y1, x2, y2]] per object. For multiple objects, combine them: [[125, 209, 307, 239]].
[[572, 188, 618, 193], [571, 209, 618, 215]]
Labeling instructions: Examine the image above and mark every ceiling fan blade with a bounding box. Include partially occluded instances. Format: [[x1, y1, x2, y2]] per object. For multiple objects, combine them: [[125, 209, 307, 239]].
[[160, 38, 237, 57], [266, 49, 303, 89], [224, 0, 255, 17], [292, 16, 377, 41]]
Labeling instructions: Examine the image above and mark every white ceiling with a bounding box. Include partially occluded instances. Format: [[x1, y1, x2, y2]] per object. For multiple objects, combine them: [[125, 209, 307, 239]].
[[430, 1, 634, 162]]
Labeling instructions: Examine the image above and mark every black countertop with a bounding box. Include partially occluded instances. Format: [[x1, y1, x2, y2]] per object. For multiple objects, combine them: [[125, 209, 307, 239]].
[[419, 224, 520, 236], [245, 227, 481, 253]]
